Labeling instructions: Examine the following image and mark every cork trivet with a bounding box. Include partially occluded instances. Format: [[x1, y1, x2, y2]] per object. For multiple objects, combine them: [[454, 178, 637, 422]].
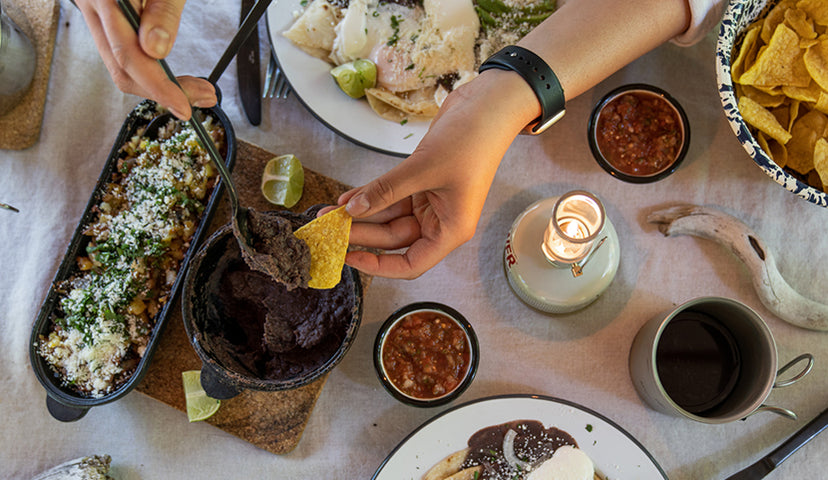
[[137, 140, 370, 455], [0, 0, 60, 150]]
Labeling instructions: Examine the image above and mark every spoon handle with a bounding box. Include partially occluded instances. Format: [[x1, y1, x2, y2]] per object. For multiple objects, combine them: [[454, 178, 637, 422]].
[[115, 0, 239, 209]]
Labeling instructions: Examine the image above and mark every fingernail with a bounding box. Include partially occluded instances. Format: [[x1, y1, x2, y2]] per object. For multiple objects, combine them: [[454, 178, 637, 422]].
[[346, 194, 369, 216], [169, 106, 190, 121], [147, 27, 171, 58], [192, 96, 216, 108]]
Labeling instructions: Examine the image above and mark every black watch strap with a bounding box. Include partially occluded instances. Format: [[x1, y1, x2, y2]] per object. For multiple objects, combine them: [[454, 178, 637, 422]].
[[479, 46, 566, 134]]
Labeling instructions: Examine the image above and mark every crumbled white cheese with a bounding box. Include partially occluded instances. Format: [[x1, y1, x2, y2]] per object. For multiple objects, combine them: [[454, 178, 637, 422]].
[[38, 115, 220, 398]]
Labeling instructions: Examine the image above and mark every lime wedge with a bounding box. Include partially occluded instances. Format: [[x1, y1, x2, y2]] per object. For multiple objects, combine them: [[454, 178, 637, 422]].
[[182, 370, 220, 422], [261, 154, 304, 208], [331, 59, 377, 99]]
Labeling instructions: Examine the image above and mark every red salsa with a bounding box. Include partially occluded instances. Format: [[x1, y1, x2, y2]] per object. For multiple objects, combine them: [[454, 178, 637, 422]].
[[595, 91, 683, 176], [381, 311, 470, 399]]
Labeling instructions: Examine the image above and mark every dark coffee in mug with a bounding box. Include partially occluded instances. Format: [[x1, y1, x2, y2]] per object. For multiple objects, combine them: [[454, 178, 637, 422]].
[[655, 310, 742, 414]]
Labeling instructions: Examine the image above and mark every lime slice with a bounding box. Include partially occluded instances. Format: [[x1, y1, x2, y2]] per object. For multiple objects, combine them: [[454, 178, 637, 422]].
[[261, 154, 304, 208], [331, 59, 377, 99], [182, 370, 220, 422]]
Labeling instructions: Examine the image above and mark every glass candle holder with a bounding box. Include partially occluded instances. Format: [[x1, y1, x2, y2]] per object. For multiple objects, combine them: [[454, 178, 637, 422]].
[[541, 190, 605, 267], [504, 190, 620, 314]]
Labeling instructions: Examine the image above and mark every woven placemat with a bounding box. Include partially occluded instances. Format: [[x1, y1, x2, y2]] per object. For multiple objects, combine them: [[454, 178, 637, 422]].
[[136, 140, 369, 455], [0, 0, 60, 150]]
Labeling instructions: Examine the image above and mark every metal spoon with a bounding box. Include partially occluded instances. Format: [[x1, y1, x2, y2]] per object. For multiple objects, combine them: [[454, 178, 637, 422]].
[[116, 0, 259, 259]]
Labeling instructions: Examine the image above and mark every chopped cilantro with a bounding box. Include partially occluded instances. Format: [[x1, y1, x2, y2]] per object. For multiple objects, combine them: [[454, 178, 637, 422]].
[[387, 15, 402, 46]]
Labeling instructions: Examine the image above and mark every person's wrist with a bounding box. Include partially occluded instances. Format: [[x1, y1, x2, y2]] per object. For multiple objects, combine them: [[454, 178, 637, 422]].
[[472, 68, 541, 135], [479, 46, 565, 134]]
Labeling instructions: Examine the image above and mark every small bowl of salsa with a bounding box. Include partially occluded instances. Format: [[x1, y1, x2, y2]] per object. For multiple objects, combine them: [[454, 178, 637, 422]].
[[374, 302, 479, 407], [588, 84, 690, 183]]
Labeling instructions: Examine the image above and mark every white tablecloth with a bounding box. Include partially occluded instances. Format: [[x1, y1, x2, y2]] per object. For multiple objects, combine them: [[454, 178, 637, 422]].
[[2, 1, 826, 479]]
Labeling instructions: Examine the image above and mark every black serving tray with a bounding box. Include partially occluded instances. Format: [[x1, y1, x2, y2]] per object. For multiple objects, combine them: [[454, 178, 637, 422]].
[[28, 100, 237, 421]]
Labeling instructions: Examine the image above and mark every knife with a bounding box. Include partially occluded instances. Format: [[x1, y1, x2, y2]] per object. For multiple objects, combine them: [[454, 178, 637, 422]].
[[724, 406, 828, 480], [237, 0, 261, 125]]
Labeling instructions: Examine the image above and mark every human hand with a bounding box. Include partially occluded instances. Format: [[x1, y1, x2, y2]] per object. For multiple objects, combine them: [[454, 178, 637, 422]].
[[74, 0, 216, 120], [322, 71, 538, 279]]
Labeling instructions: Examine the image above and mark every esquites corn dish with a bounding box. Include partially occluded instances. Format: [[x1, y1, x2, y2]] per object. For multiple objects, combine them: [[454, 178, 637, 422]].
[[36, 109, 224, 398]]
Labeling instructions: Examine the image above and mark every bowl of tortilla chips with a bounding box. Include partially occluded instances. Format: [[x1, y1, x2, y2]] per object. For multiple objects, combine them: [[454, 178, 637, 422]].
[[717, 0, 828, 207]]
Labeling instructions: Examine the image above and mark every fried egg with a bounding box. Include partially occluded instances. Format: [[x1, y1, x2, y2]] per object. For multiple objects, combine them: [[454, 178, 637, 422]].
[[330, 0, 478, 93]]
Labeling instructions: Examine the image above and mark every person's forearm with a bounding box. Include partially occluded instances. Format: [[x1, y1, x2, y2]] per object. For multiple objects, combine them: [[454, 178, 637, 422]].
[[502, 0, 691, 126]]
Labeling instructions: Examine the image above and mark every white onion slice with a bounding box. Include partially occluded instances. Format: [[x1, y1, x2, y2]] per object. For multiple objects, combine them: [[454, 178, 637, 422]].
[[502, 428, 531, 471]]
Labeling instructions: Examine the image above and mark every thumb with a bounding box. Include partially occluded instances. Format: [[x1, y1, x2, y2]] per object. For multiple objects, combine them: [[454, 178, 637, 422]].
[[342, 165, 424, 219], [138, 0, 186, 59], [341, 178, 394, 218]]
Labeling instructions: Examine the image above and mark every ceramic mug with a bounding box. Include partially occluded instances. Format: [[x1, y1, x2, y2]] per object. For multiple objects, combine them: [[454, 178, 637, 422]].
[[629, 297, 814, 424]]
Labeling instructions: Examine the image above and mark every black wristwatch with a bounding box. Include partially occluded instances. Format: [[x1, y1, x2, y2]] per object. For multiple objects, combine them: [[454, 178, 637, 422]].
[[479, 46, 566, 134]]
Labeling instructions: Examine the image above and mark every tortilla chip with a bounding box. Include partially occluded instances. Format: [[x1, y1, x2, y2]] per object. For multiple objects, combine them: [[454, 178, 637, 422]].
[[782, 80, 823, 102], [788, 99, 802, 131], [733, 25, 763, 80], [739, 96, 793, 144], [757, 131, 789, 168], [785, 7, 817, 39], [441, 467, 484, 480], [364, 86, 439, 122], [741, 24, 811, 88], [803, 37, 828, 90], [423, 449, 470, 480], [816, 90, 828, 113], [761, 0, 795, 44], [743, 84, 788, 107], [796, 0, 828, 26], [814, 137, 828, 185], [293, 206, 352, 289], [786, 109, 827, 173]]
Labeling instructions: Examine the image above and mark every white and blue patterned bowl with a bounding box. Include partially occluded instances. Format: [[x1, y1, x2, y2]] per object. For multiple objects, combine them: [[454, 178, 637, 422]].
[[716, 0, 828, 207]]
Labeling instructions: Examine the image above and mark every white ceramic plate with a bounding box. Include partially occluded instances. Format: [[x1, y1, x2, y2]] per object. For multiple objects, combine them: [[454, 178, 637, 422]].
[[372, 394, 668, 479], [266, 1, 429, 158]]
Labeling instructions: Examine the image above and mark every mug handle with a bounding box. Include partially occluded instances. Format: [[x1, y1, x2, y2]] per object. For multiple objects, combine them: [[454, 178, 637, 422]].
[[744, 353, 815, 421], [749, 405, 798, 420], [774, 353, 815, 388]]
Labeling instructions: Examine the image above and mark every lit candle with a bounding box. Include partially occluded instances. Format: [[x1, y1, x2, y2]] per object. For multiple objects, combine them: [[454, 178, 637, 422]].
[[541, 191, 605, 265], [542, 216, 592, 263]]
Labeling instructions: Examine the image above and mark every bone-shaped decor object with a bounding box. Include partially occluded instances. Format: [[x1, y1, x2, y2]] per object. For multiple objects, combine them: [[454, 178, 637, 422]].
[[647, 204, 828, 332]]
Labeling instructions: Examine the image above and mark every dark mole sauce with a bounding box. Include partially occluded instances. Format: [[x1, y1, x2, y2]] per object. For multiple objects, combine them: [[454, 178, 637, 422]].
[[461, 420, 578, 479]]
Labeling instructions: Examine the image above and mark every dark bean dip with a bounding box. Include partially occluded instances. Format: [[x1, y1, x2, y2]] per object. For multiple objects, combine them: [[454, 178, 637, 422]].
[[461, 420, 578, 479], [239, 209, 311, 290], [202, 217, 355, 380], [595, 91, 683, 176]]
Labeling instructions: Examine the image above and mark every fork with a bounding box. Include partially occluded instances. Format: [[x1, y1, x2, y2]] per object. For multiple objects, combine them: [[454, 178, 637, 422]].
[[263, 51, 291, 99]]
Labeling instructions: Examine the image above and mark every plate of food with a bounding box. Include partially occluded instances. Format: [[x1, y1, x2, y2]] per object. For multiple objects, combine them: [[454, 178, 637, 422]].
[[372, 394, 667, 480], [267, 0, 558, 157]]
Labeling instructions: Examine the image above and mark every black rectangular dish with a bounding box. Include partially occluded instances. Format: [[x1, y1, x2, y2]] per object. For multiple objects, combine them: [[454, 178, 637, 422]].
[[28, 100, 236, 421]]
